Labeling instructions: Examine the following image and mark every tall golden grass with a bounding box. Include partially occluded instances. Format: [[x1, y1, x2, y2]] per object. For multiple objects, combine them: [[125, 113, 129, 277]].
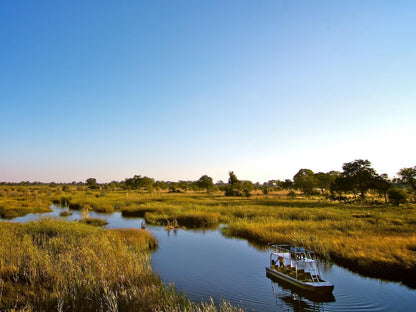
[[0, 219, 242, 311], [2, 185, 416, 286], [0, 186, 52, 218]]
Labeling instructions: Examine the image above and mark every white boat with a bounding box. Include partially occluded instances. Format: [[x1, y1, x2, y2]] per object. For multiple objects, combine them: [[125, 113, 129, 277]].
[[265, 245, 334, 295]]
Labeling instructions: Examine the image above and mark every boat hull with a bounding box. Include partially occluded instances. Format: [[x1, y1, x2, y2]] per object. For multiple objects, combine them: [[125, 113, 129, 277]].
[[265, 267, 334, 295]]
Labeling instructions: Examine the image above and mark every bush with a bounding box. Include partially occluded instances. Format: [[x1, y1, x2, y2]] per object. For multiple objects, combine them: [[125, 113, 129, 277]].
[[79, 217, 108, 227], [388, 188, 408, 206], [93, 203, 114, 213]]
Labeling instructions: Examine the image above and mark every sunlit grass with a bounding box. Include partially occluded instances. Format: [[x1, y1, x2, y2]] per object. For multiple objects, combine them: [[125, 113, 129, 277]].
[[0, 186, 51, 218], [2, 185, 416, 286], [0, 219, 242, 311]]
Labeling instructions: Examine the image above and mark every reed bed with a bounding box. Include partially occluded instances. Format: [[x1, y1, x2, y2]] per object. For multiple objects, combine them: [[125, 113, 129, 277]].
[[0, 219, 243, 312], [2, 185, 416, 287], [79, 217, 108, 227], [0, 186, 51, 218], [222, 207, 416, 285]]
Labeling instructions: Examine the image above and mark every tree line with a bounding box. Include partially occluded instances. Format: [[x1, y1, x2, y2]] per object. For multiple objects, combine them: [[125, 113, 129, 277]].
[[283, 159, 414, 205], [2, 159, 415, 205]]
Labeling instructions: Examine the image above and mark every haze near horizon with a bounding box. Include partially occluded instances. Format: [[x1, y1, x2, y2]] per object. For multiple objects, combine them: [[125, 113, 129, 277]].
[[1, 0, 415, 183]]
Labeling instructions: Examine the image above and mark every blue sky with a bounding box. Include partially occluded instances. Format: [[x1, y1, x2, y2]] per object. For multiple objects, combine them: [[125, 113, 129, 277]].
[[1, 0, 415, 183]]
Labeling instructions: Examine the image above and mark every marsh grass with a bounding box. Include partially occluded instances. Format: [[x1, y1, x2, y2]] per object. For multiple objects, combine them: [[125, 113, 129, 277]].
[[221, 204, 416, 285], [2, 185, 416, 287], [109, 228, 158, 251], [121, 204, 152, 217], [0, 191, 51, 219], [0, 219, 242, 312], [59, 210, 72, 217], [116, 193, 416, 285], [79, 217, 108, 227]]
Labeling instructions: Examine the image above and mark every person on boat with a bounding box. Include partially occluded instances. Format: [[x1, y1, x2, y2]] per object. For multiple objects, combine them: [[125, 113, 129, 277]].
[[298, 247, 305, 260], [278, 256, 284, 267], [290, 247, 296, 259]]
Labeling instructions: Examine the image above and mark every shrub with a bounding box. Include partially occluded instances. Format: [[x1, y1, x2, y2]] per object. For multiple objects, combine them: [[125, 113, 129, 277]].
[[388, 188, 408, 206], [93, 203, 114, 213], [79, 217, 108, 227]]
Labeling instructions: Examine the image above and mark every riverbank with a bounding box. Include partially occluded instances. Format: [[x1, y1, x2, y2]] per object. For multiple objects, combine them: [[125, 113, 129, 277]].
[[0, 218, 243, 311]]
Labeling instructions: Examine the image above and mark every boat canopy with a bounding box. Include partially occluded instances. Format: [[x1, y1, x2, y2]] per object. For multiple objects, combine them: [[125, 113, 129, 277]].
[[269, 244, 320, 276]]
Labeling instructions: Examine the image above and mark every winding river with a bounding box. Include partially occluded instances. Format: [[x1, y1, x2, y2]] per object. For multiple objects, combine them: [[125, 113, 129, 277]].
[[2, 206, 416, 312]]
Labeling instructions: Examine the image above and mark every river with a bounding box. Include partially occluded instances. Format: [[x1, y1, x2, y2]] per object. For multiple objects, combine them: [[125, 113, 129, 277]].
[[2, 206, 416, 312]]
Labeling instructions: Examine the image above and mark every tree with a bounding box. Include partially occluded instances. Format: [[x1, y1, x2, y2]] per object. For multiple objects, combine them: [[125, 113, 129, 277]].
[[154, 180, 168, 191], [124, 175, 154, 191], [228, 171, 240, 186], [338, 159, 378, 200], [280, 179, 294, 191], [139, 176, 155, 192], [242, 180, 254, 198], [314, 171, 339, 195], [398, 166, 416, 192], [178, 181, 192, 191], [331, 175, 353, 197], [86, 178, 98, 189], [388, 187, 408, 206], [196, 175, 214, 192], [373, 174, 390, 203], [293, 169, 315, 195], [224, 171, 243, 196]]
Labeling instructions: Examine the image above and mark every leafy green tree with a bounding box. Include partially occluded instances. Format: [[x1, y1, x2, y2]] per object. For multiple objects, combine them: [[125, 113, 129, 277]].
[[398, 166, 416, 192], [224, 171, 243, 196], [168, 182, 179, 193], [314, 171, 339, 195], [242, 180, 254, 198], [293, 169, 315, 195], [139, 176, 155, 191], [196, 175, 214, 192], [228, 171, 240, 186], [280, 179, 294, 191], [388, 187, 408, 206], [338, 159, 378, 200], [373, 174, 390, 203], [331, 175, 353, 197], [154, 180, 168, 190], [86, 178, 98, 189], [178, 180, 191, 191], [124, 175, 154, 191], [107, 181, 119, 191]]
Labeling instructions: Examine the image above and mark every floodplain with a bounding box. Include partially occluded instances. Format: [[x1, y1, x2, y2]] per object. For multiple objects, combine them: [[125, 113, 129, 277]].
[[1, 184, 415, 310]]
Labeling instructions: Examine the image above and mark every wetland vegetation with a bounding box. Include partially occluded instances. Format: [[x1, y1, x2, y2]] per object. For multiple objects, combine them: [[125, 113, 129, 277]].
[[0, 218, 243, 312], [1, 160, 415, 309]]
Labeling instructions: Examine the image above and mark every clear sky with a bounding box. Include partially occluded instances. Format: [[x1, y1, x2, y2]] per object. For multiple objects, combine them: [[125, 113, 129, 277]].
[[1, 0, 415, 183]]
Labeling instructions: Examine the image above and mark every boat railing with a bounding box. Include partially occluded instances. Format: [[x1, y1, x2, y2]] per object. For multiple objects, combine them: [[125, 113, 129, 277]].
[[270, 245, 315, 259], [270, 244, 322, 283]]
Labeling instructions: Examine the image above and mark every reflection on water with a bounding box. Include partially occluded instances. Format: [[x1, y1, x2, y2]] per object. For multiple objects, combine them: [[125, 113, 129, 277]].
[[1, 205, 416, 312], [268, 274, 335, 312]]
